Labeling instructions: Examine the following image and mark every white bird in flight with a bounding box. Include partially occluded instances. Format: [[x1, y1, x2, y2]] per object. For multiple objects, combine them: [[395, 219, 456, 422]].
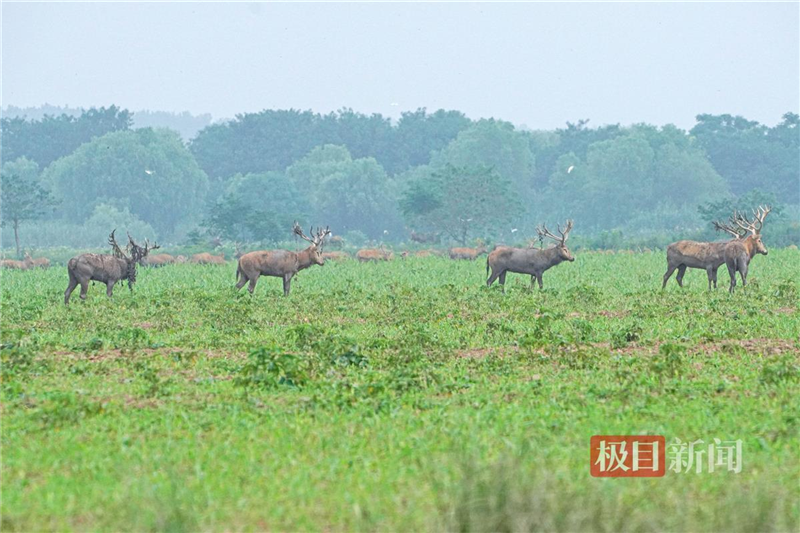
[[145, 169, 155, 175], [567, 165, 575, 174], [511, 228, 518, 233], [390, 103, 399, 107]]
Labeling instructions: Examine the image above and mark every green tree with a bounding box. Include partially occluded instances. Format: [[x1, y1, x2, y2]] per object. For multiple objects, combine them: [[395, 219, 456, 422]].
[[400, 165, 522, 244], [286, 145, 402, 240], [203, 171, 310, 242], [691, 113, 799, 199], [430, 119, 535, 201], [43, 128, 209, 236], [1, 106, 132, 168], [389, 108, 472, 173], [0, 157, 57, 256]]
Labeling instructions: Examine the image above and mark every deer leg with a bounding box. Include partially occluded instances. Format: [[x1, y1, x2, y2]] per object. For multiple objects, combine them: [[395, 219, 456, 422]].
[[537, 274, 544, 289], [486, 268, 501, 287], [706, 268, 714, 291], [79, 280, 89, 301], [676, 265, 687, 287], [247, 275, 259, 295], [712, 267, 719, 289], [65, 275, 78, 305], [106, 280, 116, 298], [235, 273, 248, 291], [499, 271, 507, 292], [283, 274, 293, 296], [727, 262, 737, 293], [739, 262, 748, 290], [662, 265, 677, 289]]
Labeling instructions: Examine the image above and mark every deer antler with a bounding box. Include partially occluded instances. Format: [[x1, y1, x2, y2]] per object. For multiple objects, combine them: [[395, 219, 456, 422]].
[[293, 222, 331, 247], [315, 226, 331, 247], [557, 220, 574, 242], [752, 205, 771, 233], [109, 229, 128, 259], [537, 221, 572, 243], [712, 219, 745, 238], [293, 222, 316, 245], [127, 232, 159, 261]]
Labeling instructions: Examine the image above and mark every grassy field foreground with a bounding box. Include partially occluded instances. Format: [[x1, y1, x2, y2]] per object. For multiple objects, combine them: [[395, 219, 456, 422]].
[[2, 250, 799, 531]]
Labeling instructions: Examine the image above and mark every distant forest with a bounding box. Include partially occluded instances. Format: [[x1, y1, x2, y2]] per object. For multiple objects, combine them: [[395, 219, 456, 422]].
[[1, 104, 798, 252]]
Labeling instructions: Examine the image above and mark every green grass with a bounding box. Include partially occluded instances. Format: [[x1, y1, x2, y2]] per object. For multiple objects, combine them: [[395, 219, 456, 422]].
[[2, 250, 799, 531]]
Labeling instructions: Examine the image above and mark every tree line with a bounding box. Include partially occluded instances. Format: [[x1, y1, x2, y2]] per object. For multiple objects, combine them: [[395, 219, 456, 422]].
[[1, 105, 798, 254]]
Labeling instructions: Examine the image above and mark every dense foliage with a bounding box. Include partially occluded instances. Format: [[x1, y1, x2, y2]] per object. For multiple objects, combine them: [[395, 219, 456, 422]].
[[1, 104, 797, 251]]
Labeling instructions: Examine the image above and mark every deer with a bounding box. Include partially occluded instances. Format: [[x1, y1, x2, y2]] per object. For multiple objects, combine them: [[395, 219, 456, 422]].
[[65, 230, 159, 304], [24, 252, 50, 269], [449, 246, 488, 261], [191, 252, 226, 265], [236, 223, 331, 296], [662, 217, 745, 290], [1, 257, 31, 270], [486, 221, 575, 291], [715, 206, 771, 293], [356, 247, 394, 262], [321, 251, 350, 261], [144, 253, 175, 267]]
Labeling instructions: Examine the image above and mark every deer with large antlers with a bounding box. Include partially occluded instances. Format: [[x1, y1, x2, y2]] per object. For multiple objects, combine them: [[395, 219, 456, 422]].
[[663, 227, 738, 291], [716, 206, 771, 293], [235, 223, 331, 296], [65, 230, 159, 304], [486, 221, 575, 291]]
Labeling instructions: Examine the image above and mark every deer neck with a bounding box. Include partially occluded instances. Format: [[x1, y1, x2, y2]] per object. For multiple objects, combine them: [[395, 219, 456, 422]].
[[742, 236, 757, 258], [543, 245, 563, 262], [296, 246, 318, 270]]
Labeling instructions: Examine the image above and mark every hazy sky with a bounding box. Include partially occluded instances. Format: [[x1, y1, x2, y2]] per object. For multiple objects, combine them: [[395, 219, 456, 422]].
[[3, 2, 798, 129]]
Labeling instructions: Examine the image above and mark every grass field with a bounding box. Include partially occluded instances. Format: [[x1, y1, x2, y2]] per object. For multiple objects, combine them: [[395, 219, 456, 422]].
[[2, 250, 799, 532]]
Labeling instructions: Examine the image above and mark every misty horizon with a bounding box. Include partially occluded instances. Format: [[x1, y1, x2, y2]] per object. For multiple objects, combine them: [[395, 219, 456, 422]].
[[3, 2, 798, 131]]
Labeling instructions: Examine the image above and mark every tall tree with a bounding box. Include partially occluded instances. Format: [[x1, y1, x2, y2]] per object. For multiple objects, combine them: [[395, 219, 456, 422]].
[[1, 106, 132, 168], [43, 128, 208, 236], [0, 157, 57, 256], [691, 113, 799, 199], [286, 145, 402, 240], [430, 119, 535, 202], [203, 171, 311, 242], [400, 164, 521, 244]]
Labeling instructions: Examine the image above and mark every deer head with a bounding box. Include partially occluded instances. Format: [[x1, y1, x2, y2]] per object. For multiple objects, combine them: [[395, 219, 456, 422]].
[[714, 206, 771, 255], [293, 223, 332, 265], [127, 232, 160, 264], [536, 220, 575, 262]]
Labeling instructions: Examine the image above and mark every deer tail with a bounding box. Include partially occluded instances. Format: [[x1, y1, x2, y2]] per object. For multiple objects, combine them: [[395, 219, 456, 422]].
[[486, 256, 490, 277], [236, 264, 241, 282]]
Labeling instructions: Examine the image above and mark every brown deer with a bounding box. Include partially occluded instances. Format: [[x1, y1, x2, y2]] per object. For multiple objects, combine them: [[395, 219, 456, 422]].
[[662, 217, 745, 290], [191, 252, 226, 265], [449, 246, 488, 260], [236, 223, 331, 296], [1, 257, 31, 270], [716, 207, 771, 293], [27, 253, 50, 269], [486, 221, 575, 291], [144, 253, 175, 267], [321, 251, 350, 261], [356, 247, 394, 262], [65, 230, 159, 304]]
